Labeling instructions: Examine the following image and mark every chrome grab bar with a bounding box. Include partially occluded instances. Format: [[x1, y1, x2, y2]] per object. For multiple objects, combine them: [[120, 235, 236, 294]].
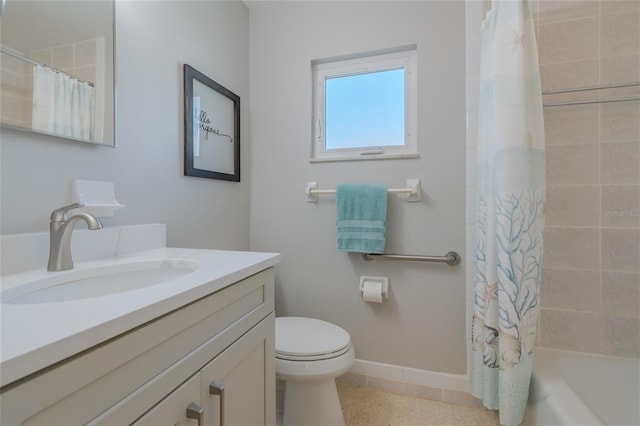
[[362, 251, 461, 266]]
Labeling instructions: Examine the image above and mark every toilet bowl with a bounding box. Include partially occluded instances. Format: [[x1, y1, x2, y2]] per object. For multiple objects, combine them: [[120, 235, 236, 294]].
[[276, 317, 355, 426]]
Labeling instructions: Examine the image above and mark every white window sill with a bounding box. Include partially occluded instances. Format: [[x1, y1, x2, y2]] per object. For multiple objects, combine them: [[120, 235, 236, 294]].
[[309, 153, 419, 163]]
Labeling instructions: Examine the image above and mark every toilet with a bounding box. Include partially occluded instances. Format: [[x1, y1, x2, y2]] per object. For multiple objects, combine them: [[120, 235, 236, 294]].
[[275, 317, 355, 426]]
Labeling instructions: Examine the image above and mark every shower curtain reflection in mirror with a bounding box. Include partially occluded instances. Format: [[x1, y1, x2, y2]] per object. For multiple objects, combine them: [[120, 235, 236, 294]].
[[31, 64, 95, 141]]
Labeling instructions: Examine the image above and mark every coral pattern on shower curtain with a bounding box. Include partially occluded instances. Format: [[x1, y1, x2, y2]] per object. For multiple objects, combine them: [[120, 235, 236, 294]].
[[470, 1, 545, 425]]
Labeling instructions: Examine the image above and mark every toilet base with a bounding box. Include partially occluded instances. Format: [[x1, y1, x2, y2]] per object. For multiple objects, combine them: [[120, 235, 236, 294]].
[[282, 379, 345, 426]]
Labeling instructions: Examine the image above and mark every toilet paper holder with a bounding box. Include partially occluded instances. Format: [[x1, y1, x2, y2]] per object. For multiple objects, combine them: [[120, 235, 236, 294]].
[[359, 276, 389, 300]]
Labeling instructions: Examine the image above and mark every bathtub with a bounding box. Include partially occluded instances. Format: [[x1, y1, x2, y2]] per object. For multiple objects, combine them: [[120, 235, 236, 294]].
[[523, 349, 639, 426]]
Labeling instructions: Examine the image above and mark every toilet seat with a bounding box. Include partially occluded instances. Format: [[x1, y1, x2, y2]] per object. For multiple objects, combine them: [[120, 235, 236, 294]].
[[275, 316, 355, 426], [276, 317, 352, 361]]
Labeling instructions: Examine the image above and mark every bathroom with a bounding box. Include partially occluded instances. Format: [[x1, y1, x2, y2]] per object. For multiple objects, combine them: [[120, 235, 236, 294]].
[[0, 1, 638, 425]]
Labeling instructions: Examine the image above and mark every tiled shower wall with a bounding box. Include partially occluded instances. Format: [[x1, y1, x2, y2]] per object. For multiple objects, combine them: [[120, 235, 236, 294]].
[[535, 1, 639, 358], [0, 53, 27, 127], [466, 0, 639, 361], [29, 38, 101, 87]]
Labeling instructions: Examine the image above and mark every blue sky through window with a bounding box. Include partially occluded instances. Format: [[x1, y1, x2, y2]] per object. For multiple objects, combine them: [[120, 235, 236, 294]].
[[324, 68, 405, 150]]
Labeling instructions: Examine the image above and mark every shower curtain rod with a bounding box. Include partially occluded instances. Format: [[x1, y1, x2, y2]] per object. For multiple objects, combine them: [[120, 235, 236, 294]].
[[1, 47, 95, 87], [1, 47, 43, 67]]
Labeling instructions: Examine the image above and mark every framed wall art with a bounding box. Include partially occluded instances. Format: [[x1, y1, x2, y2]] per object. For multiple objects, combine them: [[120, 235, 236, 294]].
[[184, 64, 240, 182]]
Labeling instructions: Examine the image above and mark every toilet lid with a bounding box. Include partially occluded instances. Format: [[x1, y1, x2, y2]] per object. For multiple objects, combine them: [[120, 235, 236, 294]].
[[276, 317, 351, 360]]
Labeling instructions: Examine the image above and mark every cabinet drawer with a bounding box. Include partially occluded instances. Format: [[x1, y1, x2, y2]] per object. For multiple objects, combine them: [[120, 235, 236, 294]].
[[1, 268, 274, 425], [133, 373, 202, 426]]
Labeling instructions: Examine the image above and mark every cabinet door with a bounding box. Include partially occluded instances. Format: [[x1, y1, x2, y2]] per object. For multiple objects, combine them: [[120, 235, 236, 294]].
[[201, 313, 275, 426], [134, 373, 202, 426]]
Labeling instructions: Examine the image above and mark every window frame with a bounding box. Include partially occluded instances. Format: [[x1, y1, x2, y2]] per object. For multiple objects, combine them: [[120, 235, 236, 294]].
[[311, 46, 418, 162]]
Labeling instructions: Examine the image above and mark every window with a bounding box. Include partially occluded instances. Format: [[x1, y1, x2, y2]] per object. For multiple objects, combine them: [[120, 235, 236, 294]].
[[311, 46, 417, 162]]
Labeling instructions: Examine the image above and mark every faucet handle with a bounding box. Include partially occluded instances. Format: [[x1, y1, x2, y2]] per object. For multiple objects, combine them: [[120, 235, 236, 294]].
[[50, 202, 85, 222]]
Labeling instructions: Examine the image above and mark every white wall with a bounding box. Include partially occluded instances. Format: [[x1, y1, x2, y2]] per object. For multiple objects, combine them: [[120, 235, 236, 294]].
[[0, 1, 250, 251], [1, 0, 469, 375], [249, 1, 467, 374]]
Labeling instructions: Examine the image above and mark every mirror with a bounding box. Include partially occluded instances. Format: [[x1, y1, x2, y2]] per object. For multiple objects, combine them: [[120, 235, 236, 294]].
[[0, 0, 115, 146]]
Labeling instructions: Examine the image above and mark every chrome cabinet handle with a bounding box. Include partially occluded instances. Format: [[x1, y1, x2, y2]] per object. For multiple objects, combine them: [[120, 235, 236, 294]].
[[209, 381, 225, 426], [186, 402, 204, 426]]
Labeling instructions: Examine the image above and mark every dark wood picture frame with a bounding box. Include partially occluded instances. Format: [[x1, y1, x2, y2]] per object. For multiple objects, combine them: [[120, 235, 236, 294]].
[[184, 64, 240, 182]]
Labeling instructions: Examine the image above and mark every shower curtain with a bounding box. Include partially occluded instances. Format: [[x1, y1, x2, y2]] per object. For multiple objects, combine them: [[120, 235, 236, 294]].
[[470, 1, 545, 425], [32, 64, 94, 140]]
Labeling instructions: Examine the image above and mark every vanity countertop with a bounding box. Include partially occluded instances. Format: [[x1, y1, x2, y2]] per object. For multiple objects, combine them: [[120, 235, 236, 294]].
[[0, 247, 280, 388]]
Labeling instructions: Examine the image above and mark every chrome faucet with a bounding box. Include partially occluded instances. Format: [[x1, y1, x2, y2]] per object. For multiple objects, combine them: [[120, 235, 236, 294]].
[[47, 203, 103, 271]]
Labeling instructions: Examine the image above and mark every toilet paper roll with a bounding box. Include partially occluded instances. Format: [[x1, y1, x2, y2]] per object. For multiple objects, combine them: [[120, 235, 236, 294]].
[[361, 280, 384, 303]]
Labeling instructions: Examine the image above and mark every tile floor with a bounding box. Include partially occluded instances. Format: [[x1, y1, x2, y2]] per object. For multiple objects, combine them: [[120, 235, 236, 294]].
[[338, 383, 500, 426]]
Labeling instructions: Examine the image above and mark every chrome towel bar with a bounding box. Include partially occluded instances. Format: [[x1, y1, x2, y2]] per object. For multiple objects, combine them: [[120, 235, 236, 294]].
[[362, 251, 461, 266]]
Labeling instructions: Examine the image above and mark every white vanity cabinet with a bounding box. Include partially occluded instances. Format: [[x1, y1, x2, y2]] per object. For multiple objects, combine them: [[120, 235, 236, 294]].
[[0, 268, 276, 426], [135, 314, 272, 426]]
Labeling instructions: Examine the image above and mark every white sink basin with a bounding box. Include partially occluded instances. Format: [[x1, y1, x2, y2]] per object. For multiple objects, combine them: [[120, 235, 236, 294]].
[[1, 259, 200, 304]]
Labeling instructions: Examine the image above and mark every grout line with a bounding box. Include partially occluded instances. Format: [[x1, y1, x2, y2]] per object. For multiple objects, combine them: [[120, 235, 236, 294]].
[[596, 0, 604, 342]]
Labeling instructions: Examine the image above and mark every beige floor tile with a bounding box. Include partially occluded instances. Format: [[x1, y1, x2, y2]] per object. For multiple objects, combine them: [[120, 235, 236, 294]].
[[338, 383, 499, 426]]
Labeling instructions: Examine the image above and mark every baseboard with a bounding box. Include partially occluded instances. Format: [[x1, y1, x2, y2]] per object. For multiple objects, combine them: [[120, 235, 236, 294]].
[[336, 358, 483, 408]]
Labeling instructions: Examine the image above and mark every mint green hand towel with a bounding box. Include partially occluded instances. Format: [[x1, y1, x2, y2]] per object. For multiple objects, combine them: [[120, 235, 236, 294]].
[[336, 183, 387, 253]]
